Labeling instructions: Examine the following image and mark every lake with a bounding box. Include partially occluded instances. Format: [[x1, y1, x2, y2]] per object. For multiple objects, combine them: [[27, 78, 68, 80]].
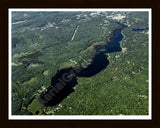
[[40, 23, 128, 106]]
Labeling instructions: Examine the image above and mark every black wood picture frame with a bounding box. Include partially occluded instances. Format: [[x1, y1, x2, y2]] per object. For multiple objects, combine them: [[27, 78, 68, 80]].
[[0, 0, 159, 128]]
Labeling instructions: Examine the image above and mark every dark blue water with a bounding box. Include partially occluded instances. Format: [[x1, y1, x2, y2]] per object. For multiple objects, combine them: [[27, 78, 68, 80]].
[[77, 52, 109, 77], [43, 68, 78, 106], [40, 23, 127, 106], [77, 24, 126, 77], [132, 27, 149, 31], [116, 21, 121, 24]]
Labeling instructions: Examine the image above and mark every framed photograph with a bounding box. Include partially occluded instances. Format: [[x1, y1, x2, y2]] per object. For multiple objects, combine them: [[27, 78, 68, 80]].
[[0, 0, 160, 127], [9, 8, 152, 120]]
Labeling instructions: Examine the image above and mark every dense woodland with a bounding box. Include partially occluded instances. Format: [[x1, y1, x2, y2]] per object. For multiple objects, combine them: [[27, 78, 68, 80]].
[[11, 11, 149, 115]]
